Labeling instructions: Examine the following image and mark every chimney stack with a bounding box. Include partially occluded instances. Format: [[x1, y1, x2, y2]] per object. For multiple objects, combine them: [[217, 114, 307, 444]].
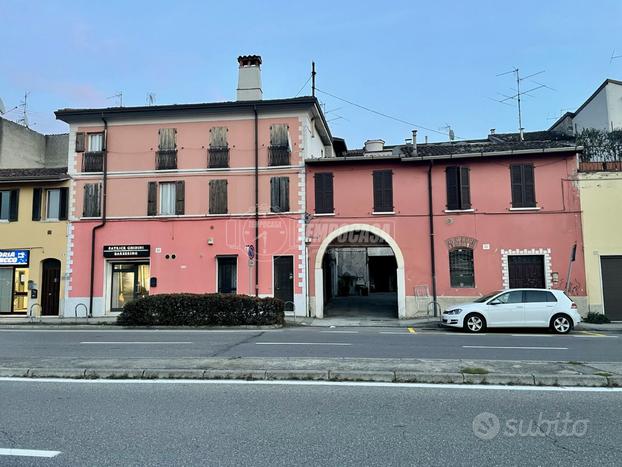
[[237, 55, 262, 101], [490, 128, 496, 135], [412, 130, 418, 156]]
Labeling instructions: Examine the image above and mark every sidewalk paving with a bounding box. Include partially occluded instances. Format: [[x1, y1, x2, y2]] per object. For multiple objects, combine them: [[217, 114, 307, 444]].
[[1, 356, 620, 387]]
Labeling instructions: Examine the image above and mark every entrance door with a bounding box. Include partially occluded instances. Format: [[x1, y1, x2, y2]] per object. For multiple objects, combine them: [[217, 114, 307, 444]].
[[41, 259, 61, 316], [217, 257, 237, 294], [602, 256, 622, 321], [508, 255, 545, 288], [0, 268, 12, 313], [274, 256, 294, 311], [111, 263, 150, 311]]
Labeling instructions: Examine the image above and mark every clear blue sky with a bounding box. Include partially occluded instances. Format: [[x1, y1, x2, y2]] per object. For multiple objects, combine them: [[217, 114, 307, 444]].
[[1, 0, 620, 146]]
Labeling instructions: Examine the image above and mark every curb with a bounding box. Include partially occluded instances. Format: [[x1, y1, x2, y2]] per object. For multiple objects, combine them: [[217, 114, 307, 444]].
[[0, 368, 618, 387]]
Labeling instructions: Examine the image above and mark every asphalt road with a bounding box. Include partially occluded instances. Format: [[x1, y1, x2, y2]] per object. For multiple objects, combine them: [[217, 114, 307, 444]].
[[0, 326, 620, 363], [0, 379, 620, 466]]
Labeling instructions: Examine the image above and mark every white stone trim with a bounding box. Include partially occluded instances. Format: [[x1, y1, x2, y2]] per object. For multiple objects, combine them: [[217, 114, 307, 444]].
[[500, 248, 552, 289]]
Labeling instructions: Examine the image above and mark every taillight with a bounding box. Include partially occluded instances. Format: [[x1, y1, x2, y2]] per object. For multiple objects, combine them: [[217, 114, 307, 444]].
[[571, 302, 577, 309]]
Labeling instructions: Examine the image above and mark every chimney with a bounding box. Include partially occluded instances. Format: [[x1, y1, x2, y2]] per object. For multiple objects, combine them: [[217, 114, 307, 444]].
[[490, 128, 496, 135], [364, 139, 384, 152], [237, 55, 262, 101], [519, 127, 524, 141], [412, 130, 418, 156]]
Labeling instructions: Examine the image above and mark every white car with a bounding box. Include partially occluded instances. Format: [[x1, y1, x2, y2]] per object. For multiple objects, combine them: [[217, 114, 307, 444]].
[[441, 289, 582, 334]]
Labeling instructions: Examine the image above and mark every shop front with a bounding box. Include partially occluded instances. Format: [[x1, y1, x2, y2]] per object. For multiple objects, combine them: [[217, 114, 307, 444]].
[[0, 250, 30, 315], [103, 245, 151, 313]]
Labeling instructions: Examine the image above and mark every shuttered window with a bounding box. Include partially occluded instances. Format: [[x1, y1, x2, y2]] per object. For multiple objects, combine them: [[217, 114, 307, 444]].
[[314, 172, 334, 214], [269, 124, 290, 166], [88, 133, 104, 152], [158, 128, 176, 150], [270, 177, 290, 213], [0, 190, 19, 221], [75, 132, 85, 152], [157, 128, 177, 170], [83, 184, 101, 217], [373, 170, 393, 213], [158, 182, 176, 216], [209, 180, 228, 214], [32, 188, 42, 221], [510, 164, 536, 207], [446, 166, 471, 210], [208, 127, 229, 168], [449, 248, 475, 288]]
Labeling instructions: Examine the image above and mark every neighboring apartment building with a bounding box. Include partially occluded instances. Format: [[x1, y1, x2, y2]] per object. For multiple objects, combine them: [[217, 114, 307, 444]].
[[305, 131, 587, 318], [55, 56, 332, 317], [0, 117, 69, 317]]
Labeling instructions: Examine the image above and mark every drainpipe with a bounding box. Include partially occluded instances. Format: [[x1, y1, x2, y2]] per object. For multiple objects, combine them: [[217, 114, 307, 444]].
[[88, 115, 108, 317], [253, 105, 259, 297], [427, 160, 438, 316]]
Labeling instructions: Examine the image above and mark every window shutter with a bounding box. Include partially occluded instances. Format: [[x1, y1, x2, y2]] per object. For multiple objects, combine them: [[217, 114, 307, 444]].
[[147, 182, 157, 216], [175, 181, 185, 215], [75, 132, 85, 152], [32, 188, 42, 221], [510, 165, 523, 207], [270, 177, 279, 212], [373, 170, 392, 212], [59, 187, 69, 220], [315, 173, 334, 214], [280, 177, 289, 212], [209, 180, 227, 214], [445, 166, 460, 210], [221, 180, 228, 214], [460, 167, 471, 209], [8, 189, 19, 222], [373, 171, 382, 212], [83, 185, 89, 217], [209, 180, 216, 214], [523, 164, 535, 207], [324, 173, 334, 213]]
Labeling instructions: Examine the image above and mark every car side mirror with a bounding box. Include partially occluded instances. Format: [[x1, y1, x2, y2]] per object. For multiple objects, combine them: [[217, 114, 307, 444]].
[[489, 299, 501, 305]]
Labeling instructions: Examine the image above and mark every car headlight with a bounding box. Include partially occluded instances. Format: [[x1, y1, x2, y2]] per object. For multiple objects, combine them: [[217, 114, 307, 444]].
[[444, 308, 463, 315]]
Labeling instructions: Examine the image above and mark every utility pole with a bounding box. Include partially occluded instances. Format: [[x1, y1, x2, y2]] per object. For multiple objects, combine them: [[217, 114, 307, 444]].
[[311, 62, 316, 97]]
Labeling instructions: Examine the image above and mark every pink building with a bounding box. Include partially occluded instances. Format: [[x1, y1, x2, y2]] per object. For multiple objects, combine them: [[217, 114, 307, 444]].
[[56, 56, 333, 317], [305, 132, 587, 318]]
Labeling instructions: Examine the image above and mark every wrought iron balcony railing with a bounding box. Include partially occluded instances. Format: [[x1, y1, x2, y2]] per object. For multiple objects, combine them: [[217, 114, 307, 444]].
[[156, 149, 177, 170], [208, 147, 230, 168], [82, 151, 104, 172], [268, 146, 291, 166]]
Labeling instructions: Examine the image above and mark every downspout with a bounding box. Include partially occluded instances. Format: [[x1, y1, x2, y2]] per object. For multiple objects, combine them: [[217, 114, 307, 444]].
[[427, 160, 438, 316], [253, 105, 259, 297], [88, 115, 108, 317]]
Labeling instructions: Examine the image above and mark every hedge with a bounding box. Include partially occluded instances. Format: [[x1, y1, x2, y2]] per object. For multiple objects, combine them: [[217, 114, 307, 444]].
[[117, 293, 285, 326]]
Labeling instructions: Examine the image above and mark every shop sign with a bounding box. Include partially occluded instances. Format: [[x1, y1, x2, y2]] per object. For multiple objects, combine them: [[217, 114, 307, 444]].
[[0, 250, 29, 266], [103, 245, 150, 258]]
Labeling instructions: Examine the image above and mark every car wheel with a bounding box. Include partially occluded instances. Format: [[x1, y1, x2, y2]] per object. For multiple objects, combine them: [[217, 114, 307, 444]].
[[464, 313, 486, 333], [550, 314, 572, 334]]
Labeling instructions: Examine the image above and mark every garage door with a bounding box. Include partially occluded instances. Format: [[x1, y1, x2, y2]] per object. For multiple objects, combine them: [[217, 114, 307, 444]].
[[601, 256, 622, 321]]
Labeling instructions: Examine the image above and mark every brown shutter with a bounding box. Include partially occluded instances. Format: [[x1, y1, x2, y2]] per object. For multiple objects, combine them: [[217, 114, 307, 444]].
[[9, 189, 19, 222], [460, 167, 471, 209], [209, 180, 227, 214], [446, 166, 460, 210], [280, 177, 289, 212], [523, 164, 535, 207], [175, 181, 185, 215], [32, 188, 42, 221], [59, 187, 69, 220], [147, 182, 157, 216], [270, 177, 279, 212], [75, 132, 85, 152], [82, 185, 89, 217], [373, 170, 392, 212]]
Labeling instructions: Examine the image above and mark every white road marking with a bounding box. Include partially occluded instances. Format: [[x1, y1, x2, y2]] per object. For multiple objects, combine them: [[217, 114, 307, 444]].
[[80, 341, 193, 345], [255, 342, 352, 346], [0, 448, 61, 458], [510, 334, 553, 337], [463, 345, 568, 350], [320, 331, 359, 334], [1, 377, 621, 392]]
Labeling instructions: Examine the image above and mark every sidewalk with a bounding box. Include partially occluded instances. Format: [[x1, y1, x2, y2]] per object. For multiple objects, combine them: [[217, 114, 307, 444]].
[[1, 356, 620, 387]]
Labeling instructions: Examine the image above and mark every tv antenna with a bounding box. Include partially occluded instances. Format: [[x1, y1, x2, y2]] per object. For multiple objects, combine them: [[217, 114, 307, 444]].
[[107, 92, 123, 107], [610, 49, 622, 63], [439, 124, 455, 141], [146, 92, 156, 106], [491, 68, 553, 139], [17, 92, 30, 128]]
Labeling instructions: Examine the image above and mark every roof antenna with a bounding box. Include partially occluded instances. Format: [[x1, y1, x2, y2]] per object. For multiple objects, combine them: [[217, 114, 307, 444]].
[[17, 91, 30, 128], [311, 61, 316, 97], [491, 68, 554, 140], [610, 49, 622, 63], [146, 92, 156, 106], [107, 91, 123, 107], [439, 124, 455, 141]]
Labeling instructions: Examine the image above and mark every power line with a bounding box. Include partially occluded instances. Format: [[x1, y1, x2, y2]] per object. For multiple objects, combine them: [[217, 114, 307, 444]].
[[295, 75, 312, 97], [314, 87, 460, 139]]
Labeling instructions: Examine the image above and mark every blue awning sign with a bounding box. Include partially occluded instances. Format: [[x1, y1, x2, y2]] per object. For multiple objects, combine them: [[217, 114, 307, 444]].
[[0, 250, 30, 266]]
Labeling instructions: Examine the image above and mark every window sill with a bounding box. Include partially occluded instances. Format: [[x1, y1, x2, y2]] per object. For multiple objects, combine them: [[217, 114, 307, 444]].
[[509, 207, 541, 211], [0, 219, 10, 223], [444, 209, 475, 213], [314, 212, 335, 217], [372, 211, 395, 215]]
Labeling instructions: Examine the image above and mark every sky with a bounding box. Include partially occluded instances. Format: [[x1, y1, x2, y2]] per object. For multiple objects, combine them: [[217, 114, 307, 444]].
[[1, 0, 621, 146]]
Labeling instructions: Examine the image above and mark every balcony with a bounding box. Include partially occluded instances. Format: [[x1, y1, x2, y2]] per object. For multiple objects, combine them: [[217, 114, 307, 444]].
[[82, 151, 104, 172], [156, 150, 177, 170], [579, 161, 622, 172], [268, 146, 291, 166], [208, 147, 230, 168]]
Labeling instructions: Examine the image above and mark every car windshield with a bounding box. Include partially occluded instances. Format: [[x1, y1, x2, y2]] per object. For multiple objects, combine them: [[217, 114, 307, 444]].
[[474, 291, 502, 303]]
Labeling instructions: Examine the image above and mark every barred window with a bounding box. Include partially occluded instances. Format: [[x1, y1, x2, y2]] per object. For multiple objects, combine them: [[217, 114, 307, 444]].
[[449, 248, 475, 288]]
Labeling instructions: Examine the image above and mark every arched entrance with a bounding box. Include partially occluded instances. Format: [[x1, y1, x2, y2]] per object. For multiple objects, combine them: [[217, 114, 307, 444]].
[[314, 224, 406, 319], [41, 258, 61, 316]]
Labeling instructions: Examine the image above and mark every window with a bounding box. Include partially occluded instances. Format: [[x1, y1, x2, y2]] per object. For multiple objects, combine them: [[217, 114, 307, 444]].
[[373, 170, 393, 212], [82, 133, 104, 172], [209, 180, 228, 214], [495, 290, 523, 304], [449, 248, 475, 288], [510, 164, 536, 207], [270, 177, 289, 213], [156, 128, 177, 170], [111, 263, 150, 311], [314, 172, 334, 214], [88, 133, 104, 152], [0, 190, 19, 221], [147, 181, 184, 216], [44, 188, 68, 220], [217, 256, 237, 294], [83, 183, 101, 217], [268, 124, 290, 166], [208, 127, 229, 168], [446, 166, 471, 210], [75, 132, 85, 152], [524, 290, 557, 303]]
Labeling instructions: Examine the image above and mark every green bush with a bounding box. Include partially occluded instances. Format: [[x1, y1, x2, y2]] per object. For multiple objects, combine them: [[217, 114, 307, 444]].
[[117, 293, 285, 326], [584, 312, 610, 324]]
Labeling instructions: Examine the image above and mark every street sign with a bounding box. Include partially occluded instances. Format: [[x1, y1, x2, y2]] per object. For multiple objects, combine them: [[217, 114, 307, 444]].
[[0, 250, 29, 266]]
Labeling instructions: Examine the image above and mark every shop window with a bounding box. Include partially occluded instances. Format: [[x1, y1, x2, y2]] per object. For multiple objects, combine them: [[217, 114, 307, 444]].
[[0, 268, 13, 313], [0, 189, 19, 222], [449, 248, 475, 288], [270, 176, 289, 213], [111, 263, 150, 311]]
